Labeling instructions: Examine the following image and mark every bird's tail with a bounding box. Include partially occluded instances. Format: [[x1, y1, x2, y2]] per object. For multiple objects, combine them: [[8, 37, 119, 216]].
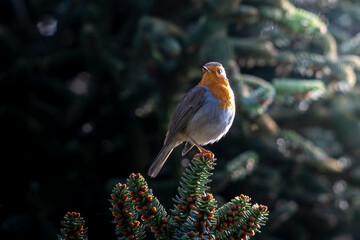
[[148, 143, 174, 178]]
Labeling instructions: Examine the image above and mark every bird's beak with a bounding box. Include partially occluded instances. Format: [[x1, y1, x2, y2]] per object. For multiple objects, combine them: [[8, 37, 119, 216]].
[[202, 66, 210, 73]]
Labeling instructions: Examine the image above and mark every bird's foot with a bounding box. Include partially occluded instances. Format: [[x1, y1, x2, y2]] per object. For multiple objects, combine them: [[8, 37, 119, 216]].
[[195, 145, 214, 160]]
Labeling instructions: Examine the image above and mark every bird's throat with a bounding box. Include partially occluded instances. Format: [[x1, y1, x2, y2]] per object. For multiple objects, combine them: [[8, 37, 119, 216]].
[[199, 75, 235, 110]]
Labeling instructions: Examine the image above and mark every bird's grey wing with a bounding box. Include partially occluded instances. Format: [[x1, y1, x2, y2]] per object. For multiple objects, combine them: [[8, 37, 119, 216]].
[[164, 85, 207, 145]]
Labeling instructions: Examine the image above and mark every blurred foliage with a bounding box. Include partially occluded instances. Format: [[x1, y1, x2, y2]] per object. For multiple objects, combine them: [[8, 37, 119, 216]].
[[2, 0, 360, 239]]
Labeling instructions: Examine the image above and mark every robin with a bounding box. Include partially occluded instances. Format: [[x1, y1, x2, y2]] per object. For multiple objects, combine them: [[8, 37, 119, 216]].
[[148, 62, 235, 178]]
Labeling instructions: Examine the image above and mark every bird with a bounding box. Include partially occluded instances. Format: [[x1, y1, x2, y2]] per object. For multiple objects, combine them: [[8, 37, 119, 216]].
[[148, 62, 235, 178]]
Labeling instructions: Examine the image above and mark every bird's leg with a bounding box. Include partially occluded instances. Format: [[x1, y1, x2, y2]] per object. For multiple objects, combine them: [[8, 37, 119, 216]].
[[189, 137, 214, 159], [195, 145, 215, 159]]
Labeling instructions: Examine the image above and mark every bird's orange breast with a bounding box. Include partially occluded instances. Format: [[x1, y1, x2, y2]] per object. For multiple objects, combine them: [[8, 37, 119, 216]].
[[198, 74, 235, 111]]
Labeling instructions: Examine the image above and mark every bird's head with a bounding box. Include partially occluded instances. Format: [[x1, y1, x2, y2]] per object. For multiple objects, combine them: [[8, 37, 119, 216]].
[[199, 61, 235, 110], [202, 62, 227, 80]]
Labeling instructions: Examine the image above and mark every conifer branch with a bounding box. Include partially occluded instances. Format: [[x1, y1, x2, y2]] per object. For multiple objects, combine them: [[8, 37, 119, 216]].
[[214, 195, 268, 240], [339, 33, 360, 55], [225, 151, 259, 182], [339, 55, 360, 70], [107, 153, 268, 239], [127, 173, 171, 239], [109, 181, 146, 240], [171, 153, 217, 238], [256, 1, 327, 35], [58, 212, 87, 240], [276, 130, 343, 172], [234, 74, 275, 116], [273, 78, 325, 103]]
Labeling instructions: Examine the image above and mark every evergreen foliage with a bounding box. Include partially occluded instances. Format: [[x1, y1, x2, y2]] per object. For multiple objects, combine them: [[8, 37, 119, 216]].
[[3, 0, 360, 239], [108, 153, 268, 240], [58, 212, 87, 240]]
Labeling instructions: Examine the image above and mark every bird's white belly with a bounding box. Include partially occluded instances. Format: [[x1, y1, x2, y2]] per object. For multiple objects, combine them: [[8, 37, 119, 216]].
[[184, 90, 234, 145]]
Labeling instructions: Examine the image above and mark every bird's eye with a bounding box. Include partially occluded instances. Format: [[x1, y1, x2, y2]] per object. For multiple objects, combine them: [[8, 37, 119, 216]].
[[217, 69, 222, 74]]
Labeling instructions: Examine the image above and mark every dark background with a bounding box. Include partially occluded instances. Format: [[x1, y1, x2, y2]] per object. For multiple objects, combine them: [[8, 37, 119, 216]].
[[2, 0, 360, 239]]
